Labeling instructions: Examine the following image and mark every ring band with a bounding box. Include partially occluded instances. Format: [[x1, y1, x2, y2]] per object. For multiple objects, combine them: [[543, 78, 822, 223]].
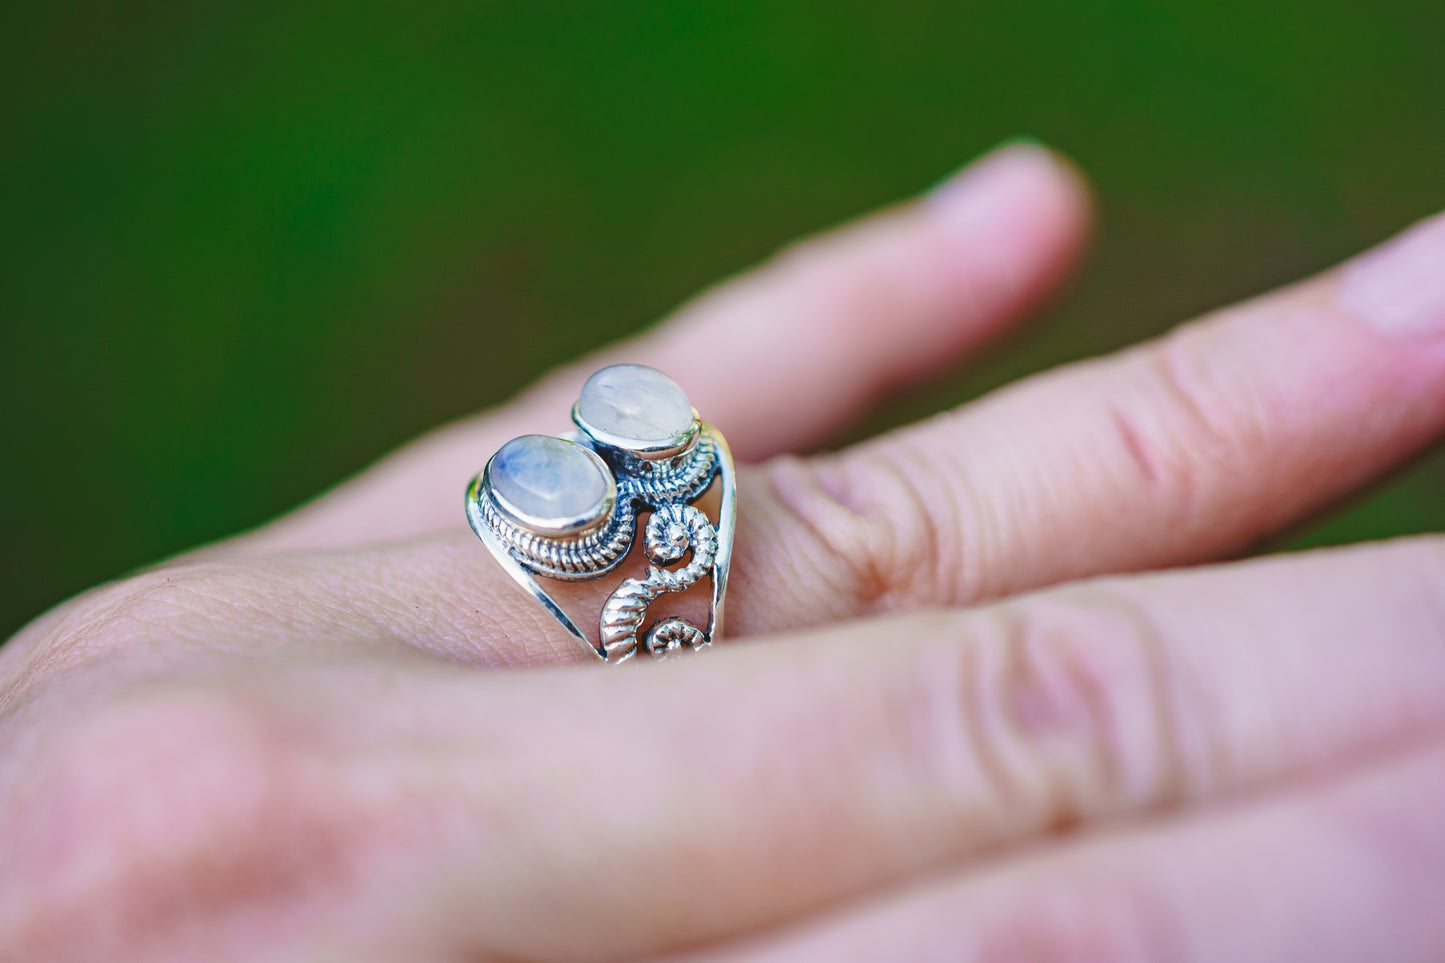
[[466, 364, 736, 663]]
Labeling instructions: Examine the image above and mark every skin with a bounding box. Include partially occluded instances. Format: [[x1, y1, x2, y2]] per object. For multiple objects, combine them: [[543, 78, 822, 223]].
[[1, 142, 1444, 961]]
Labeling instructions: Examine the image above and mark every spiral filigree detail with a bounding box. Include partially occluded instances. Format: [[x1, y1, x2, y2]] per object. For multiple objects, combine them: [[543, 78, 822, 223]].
[[598, 503, 717, 662], [645, 617, 709, 659]]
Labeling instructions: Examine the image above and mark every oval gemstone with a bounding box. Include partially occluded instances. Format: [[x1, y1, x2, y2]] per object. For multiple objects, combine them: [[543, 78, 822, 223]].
[[489, 434, 611, 528], [577, 364, 693, 446]]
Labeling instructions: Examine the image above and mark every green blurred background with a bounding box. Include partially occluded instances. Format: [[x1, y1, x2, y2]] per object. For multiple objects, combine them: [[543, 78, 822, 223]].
[[3, 1, 1442, 638]]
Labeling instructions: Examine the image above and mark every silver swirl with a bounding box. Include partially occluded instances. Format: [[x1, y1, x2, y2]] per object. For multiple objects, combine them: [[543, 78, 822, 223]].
[[599, 503, 717, 662], [645, 617, 709, 659]]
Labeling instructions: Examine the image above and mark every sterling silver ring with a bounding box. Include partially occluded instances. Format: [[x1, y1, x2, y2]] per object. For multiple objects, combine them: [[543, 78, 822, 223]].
[[466, 364, 737, 664]]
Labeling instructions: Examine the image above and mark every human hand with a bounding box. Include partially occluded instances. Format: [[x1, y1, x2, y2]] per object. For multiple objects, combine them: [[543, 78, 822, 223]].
[[3, 143, 1444, 961]]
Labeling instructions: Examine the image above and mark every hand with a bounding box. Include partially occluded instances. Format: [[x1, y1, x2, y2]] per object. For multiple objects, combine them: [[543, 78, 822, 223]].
[[3, 143, 1443, 962]]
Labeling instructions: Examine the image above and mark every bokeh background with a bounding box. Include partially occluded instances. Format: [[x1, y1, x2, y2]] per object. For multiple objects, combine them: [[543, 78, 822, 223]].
[[3, 1, 1442, 638]]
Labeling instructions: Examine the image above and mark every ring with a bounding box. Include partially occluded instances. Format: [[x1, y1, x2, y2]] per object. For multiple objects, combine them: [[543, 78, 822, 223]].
[[466, 364, 737, 664]]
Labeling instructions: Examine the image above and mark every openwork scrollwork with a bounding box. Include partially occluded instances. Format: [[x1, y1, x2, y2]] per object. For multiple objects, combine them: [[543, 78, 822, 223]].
[[599, 503, 717, 662]]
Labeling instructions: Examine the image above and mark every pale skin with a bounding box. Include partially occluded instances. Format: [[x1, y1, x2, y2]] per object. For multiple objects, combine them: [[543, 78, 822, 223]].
[[3, 142, 1445, 961]]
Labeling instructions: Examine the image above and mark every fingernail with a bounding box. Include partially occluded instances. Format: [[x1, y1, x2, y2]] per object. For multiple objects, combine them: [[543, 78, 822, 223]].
[[927, 138, 1069, 224], [1337, 212, 1445, 339]]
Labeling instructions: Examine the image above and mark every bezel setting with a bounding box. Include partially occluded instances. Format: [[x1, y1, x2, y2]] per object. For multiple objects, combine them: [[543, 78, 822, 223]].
[[482, 435, 617, 537]]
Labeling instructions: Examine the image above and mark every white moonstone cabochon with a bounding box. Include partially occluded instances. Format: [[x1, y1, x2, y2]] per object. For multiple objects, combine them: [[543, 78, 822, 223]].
[[488, 434, 611, 526], [577, 364, 693, 445]]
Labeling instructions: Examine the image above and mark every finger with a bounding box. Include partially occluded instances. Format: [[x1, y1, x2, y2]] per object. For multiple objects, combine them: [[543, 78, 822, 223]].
[[401, 537, 1445, 959], [17, 656, 1440, 963], [32, 536, 1444, 959], [127, 211, 1445, 671], [685, 744, 1445, 963], [741, 209, 1445, 629], [228, 141, 1090, 556]]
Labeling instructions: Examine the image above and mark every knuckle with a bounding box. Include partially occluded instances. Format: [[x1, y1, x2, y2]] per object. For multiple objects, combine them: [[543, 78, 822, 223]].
[[6, 685, 339, 954], [765, 442, 985, 615], [9, 564, 284, 698], [69, 566, 254, 651], [898, 588, 1199, 835], [1112, 328, 1268, 522]]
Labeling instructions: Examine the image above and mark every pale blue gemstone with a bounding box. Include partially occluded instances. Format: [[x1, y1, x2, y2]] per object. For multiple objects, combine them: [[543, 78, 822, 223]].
[[578, 364, 693, 444], [490, 434, 609, 522]]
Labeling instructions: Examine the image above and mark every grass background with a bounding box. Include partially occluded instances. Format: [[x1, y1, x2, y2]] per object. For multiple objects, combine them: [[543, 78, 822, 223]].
[[3, 0, 1442, 638]]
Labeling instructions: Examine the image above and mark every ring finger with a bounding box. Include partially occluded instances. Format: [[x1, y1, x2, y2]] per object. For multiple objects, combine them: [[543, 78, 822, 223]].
[[137, 208, 1445, 663]]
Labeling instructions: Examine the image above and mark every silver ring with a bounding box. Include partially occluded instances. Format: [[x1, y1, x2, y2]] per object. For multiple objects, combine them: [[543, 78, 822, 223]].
[[466, 364, 737, 664]]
